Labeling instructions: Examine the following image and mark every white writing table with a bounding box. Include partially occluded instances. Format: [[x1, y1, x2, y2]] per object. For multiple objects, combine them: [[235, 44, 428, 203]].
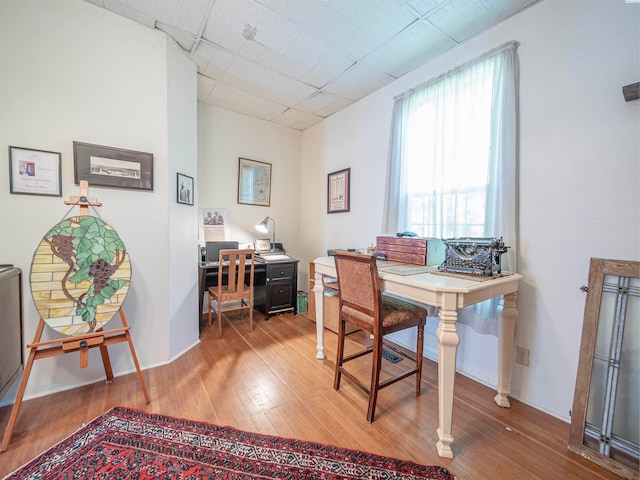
[[312, 255, 522, 458]]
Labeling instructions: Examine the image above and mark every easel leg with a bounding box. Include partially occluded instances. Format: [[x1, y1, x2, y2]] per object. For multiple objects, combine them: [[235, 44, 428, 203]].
[[1, 320, 45, 452], [99, 345, 114, 382], [119, 310, 150, 403]]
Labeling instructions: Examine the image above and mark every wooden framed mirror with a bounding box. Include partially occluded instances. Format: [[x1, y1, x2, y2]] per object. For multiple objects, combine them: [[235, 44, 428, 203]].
[[569, 258, 639, 479]]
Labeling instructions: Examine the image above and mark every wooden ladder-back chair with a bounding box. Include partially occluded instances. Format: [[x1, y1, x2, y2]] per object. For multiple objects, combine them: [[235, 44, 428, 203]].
[[208, 249, 255, 338], [332, 251, 427, 423]]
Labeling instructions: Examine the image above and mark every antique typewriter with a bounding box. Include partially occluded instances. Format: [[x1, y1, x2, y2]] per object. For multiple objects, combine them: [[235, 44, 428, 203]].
[[438, 237, 509, 276]]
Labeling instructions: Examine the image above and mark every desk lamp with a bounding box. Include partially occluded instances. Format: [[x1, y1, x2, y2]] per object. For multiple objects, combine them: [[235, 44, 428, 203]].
[[255, 217, 275, 249]]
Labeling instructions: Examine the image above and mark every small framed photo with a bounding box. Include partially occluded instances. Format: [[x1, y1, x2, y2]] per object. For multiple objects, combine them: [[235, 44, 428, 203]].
[[238, 157, 271, 206], [73, 141, 153, 191], [327, 168, 350, 213], [255, 239, 271, 252], [177, 173, 194, 205], [9, 146, 62, 197]]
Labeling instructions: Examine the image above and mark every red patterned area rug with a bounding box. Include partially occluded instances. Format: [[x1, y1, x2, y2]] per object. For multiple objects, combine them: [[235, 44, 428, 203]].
[[4, 406, 455, 479]]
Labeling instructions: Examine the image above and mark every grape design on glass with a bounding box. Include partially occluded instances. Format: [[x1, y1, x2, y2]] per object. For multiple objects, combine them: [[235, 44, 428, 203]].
[[31, 216, 131, 335]]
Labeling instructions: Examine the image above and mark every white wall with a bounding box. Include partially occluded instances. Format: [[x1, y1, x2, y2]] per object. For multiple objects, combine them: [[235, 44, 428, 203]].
[[197, 105, 302, 262], [299, 0, 640, 421], [167, 40, 200, 359], [0, 0, 199, 403]]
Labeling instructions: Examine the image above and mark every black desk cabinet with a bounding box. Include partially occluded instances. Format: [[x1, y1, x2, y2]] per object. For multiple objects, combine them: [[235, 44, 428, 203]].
[[254, 259, 299, 319]]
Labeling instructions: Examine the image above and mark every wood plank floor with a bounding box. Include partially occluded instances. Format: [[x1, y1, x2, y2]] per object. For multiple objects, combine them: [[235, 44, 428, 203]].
[[0, 311, 621, 479]]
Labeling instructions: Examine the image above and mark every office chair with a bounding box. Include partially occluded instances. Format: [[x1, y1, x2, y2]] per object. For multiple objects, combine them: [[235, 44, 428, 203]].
[[207, 249, 255, 338], [332, 251, 427, 422]]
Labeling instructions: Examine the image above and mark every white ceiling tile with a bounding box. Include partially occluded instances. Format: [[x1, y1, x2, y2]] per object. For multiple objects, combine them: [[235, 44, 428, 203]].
[[192, 41, 235, 80], [277, 108, 323, 125], [271, 115, 297, 128], [290, 119, 318, 130], [204, 0, 302, 56], [251, 6, 301, 54], [364, 20, 456, 77], [426, 0, 538, 43], [105, 0, 155, 17], [258, 0, 356, 46], [338, 25, 398, 61], [297, 49, 355, 88], [319, 0, 420, 59], [279, 31, 332, 69], [222, 56, 261, 87], [267, 36, 354, 89], [403, 0, 447, 16], [314, 98, 353, 118], [202, 0, 255, 52], [206, 81, 245, 109], [204, 0, 308, 74], [271, 113, 321, 130], [155, 0, 211, 36], [103, 0, 156, 27], [234, 94, 288, 120], [294, 91, 353, 117], [293, 91, 337, 113], [221, 56, 318, 106], [204, 80, 288, 121], [258, 70, 319, 106], [256, 0, 323, 28], [322, 63, 395, 101], [237, 40, 282, 70]]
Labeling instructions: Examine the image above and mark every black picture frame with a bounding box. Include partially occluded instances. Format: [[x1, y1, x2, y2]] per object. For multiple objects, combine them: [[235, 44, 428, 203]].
[[73, 141, 154, 191], [9, 146, 62, 197], [177, 173, 194, 205], [327, 168, 350, 213]]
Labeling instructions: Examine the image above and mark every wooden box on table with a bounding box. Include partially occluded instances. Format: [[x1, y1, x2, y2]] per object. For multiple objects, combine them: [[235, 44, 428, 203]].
[[375, 235, 444, 266]]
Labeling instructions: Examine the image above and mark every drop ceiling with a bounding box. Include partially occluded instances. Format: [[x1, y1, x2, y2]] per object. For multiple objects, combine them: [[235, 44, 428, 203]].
[[84, 0, 541, 131]]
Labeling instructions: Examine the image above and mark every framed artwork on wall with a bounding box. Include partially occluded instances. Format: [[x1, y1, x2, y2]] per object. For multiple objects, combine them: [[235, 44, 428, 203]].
[[237, 157, 271, 206], [327, 168, 350, 213], [9, 146, 62, 197], [73, 141, 154, 191], [177, 173, 194, 205]]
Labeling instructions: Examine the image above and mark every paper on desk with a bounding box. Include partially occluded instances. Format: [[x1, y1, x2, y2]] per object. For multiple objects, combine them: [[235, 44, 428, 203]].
[[260, 254, 290, 261]]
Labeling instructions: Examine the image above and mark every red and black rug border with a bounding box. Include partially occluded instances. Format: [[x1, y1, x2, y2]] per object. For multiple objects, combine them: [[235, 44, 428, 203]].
[[4, 406, 454, 479]]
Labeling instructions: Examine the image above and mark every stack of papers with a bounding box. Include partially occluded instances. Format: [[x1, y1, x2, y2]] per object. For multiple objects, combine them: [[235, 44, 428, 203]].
[[260, 254, 290, 262]]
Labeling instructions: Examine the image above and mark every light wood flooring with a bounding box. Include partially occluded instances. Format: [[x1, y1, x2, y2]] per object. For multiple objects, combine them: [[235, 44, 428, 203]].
[[0, 311, 622, 479]]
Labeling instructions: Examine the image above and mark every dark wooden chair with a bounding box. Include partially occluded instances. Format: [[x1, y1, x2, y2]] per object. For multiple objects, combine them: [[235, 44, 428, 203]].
[[207, 249, 255, 338], [332, 251, 427, 422]]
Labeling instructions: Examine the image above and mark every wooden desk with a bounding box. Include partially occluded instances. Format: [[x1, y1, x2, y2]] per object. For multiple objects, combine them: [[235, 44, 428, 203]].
[[312, 255, 522, 459], [198, 257, 299, 327]]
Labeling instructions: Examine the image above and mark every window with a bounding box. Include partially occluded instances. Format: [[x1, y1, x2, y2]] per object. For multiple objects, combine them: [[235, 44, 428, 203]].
[[383, 41, 519, 334], [404, 62, 493, 238]]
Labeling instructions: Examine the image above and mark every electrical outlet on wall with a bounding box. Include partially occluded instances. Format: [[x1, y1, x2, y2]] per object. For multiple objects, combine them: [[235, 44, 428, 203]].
[[516, 346, 529, 366]]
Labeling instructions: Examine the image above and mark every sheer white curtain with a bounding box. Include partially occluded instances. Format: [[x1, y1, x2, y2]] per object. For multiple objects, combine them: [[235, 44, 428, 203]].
[[382, 41, 519, 335]]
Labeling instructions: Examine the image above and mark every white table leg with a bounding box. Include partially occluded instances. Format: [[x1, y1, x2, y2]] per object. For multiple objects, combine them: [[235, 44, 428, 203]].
[[494, 291, 518, 407], [313, 271, 325, 360], [435, 293, 460, 459]]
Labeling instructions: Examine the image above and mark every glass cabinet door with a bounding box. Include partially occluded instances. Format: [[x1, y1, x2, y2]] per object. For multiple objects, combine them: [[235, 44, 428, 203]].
[[569, 258, 639, 479]]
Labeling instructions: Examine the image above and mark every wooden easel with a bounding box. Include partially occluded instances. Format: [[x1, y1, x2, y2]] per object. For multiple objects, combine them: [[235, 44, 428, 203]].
[[0, 181, 150, 452]]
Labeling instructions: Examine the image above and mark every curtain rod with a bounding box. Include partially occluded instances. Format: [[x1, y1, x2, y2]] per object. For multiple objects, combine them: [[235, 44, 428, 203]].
[[394, 40, 520, 101]]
